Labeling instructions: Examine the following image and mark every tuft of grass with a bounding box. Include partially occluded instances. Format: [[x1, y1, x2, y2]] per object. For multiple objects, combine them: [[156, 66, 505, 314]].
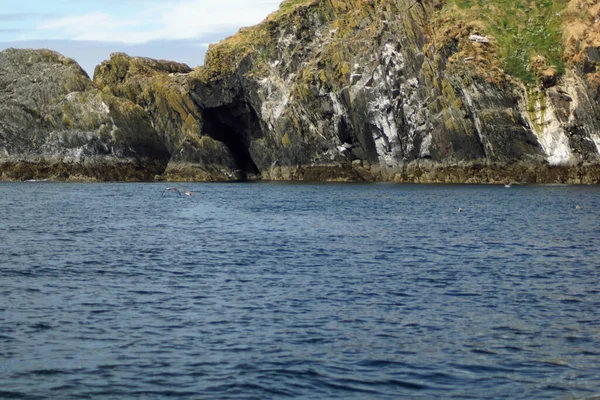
[[275, 0, 314, 16], [452, 0, 567, 83]]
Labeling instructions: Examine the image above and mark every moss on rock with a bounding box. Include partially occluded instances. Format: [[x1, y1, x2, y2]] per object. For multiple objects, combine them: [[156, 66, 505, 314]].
[[0, 48, 169, 181]]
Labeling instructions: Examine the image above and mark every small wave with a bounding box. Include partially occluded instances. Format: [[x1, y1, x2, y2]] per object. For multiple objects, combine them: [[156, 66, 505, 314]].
[[0, 334, 17, 342], [581, 350, 600, 356], [378, 379, 428, 390], [336, 374, 430, 391], [127, 290, 169, 296], [565, 335, 593, 344], [443, 291, 481, 297], [204, 382, 296, 397], [28, 322, 53, 332], [81, 389, 200, 398], [535, 358, 572, 368], [88, 309, 112, 315], [357, 359, 414, 369], [27, 369, 72, 376], [318, 380, 383, 395], [450, 363, 515, 374], [470, 348, 498, 355], [48, 385, 79, 392], [290, 337, 331, 345], [387, 291, 415, 297], [560, 298, 583, 304], [502, 346, 525, 352], [0, 391, 43, 399]]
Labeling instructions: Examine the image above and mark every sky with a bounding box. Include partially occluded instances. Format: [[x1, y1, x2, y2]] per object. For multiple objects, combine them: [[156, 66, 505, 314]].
[[0, 0, 283, 76]]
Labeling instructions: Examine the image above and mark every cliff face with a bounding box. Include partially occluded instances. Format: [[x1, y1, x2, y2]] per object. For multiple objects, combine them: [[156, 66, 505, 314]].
[[4, 0, 600, 183], [0, 49, 169, 181], [94, 53, 238, 181], [179, 0, 600, 183]]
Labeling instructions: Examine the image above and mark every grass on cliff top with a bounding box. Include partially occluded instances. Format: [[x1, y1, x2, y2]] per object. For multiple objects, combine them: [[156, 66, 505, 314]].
[[275, 0, 315, 16], [446, 0, 567, 84]]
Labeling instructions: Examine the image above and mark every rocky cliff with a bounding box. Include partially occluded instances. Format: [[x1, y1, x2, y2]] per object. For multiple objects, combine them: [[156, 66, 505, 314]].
[[0, 49, 169, 181], [4, 0, 600, 183], [93, 54, 238, 181], [178, 0, 600, 183]]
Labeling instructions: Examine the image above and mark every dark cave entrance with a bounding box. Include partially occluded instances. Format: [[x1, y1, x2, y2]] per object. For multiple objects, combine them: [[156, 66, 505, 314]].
[[201, 102, 261, 178]]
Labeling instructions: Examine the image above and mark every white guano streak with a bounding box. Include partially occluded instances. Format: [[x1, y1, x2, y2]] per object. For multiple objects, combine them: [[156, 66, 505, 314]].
[[528, 95, 573, 165]]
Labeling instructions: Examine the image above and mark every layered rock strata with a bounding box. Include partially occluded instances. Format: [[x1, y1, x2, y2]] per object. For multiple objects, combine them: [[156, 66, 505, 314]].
[[178, 0, 600, 183]]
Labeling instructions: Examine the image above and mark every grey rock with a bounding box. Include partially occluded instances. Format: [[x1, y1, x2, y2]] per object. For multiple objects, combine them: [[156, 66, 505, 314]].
[[0, 48, 169, 181]]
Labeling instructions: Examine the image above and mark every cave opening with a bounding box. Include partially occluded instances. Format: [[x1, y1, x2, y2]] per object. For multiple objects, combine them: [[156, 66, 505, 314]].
[[201, 102, 261, 178]]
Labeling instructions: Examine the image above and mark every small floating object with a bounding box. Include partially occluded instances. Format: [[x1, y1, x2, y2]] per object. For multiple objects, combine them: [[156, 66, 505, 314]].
[[458, 208, 463, 213], [575, 205, 583, 210]]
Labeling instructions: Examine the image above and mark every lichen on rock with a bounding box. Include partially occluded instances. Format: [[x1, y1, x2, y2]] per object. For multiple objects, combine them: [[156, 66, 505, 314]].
[[0, 48, 169, 181], [94, 52, 242, 181], [178, 0, 600, 182]]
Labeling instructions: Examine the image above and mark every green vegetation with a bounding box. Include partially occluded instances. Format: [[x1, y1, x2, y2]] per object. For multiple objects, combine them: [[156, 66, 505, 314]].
[[199, 0, 569, 88], [451, 0, 567, 83], [274, 0, 314, 17]]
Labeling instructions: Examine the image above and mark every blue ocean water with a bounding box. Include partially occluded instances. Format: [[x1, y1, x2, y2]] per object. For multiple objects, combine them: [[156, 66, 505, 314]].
[[1, 182, 599, 399]]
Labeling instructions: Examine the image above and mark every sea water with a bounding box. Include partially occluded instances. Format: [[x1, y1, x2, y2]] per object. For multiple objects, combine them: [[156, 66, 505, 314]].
[[1, 182, 599, 399]]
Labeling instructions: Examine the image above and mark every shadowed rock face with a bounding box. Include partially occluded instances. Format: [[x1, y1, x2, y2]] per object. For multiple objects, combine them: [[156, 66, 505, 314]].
[[4, 0, 600, 183], [94, 53, 196, 156], [0, 48, 170, 181], [94, 53, 247, 181]]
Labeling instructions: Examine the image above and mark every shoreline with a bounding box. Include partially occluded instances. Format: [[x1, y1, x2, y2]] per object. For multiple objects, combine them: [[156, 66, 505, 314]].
[[2, 160, 600, 184]]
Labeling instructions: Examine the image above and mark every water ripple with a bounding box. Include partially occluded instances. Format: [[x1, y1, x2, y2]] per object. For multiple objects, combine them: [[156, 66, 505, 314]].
[[1, 182, 600, 399]]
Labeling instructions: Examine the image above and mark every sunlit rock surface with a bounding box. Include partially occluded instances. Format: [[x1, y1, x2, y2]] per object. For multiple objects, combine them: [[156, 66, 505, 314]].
[[181, 0, 600, 183]]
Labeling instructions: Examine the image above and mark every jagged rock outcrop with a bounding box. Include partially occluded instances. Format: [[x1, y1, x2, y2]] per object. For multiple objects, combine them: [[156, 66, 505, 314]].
[[94, 53, 238, 181], [0, 48, 169, 181]]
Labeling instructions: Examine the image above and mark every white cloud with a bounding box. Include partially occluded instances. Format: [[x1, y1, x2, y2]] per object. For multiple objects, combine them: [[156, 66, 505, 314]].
[[160, 0, 281, 39], [39, 13, 142, 42], [37, 0, 282, 44]]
